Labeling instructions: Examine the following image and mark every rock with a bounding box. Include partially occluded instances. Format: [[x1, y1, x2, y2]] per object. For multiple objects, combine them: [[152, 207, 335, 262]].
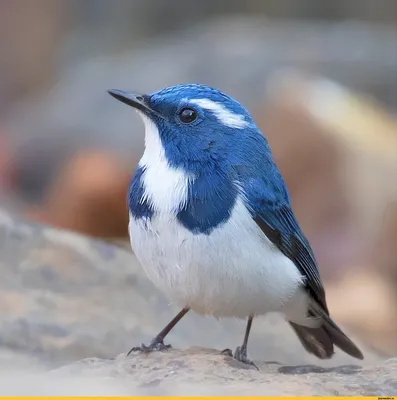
[[28, 350, 397, 396], [372, 201, 397, 290], [0, 350, 395, 396], [0, 208, 163, 368], [326, 270, 397, 356], [0, 347, 395, 395], [24, 149, 131, 238]]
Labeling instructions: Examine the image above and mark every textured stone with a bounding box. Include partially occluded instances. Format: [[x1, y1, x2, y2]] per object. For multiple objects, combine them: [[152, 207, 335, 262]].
[[19, 351, 397, 396]]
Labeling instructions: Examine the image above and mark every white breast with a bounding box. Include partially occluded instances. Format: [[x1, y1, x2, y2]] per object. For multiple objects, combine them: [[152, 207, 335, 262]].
[[129, 199, 308, 321], [138, 114, 192, 214], [129, 110, 309, 323]]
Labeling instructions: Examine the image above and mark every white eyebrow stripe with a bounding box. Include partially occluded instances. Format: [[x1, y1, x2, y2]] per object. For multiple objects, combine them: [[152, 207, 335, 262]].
[[190, 98, 249, 129]]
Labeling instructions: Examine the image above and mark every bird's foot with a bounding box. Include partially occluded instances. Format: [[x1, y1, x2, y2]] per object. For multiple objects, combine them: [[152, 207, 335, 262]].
[[127, 337, 171, 356], [233, 345, 259, 370], [220, 348, 233, 357]]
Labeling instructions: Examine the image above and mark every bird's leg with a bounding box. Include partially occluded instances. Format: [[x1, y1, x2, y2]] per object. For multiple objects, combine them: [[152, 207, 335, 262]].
[[127, 307, 190, 355], [233, 315, 259, 370]]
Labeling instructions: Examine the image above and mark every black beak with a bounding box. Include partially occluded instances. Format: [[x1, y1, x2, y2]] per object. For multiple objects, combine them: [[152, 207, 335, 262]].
[[108, 89, 149, 113]]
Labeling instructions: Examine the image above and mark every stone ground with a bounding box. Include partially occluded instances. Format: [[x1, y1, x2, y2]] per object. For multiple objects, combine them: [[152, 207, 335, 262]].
[[0, 209, 395, 395]]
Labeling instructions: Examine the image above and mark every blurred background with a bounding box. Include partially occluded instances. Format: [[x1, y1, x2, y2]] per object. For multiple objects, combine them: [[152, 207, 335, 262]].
[[0, 0, 396, 360]]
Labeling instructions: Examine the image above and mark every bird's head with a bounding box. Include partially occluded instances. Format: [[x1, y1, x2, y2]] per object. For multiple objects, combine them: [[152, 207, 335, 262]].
[[108, 84, 267, 173]]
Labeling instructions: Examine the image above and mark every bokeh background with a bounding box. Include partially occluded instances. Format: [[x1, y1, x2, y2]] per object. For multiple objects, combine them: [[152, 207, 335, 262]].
[[0, 0, 396, 362]]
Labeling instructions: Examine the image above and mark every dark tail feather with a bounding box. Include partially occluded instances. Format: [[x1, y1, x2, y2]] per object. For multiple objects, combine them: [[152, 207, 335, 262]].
[[289, 303, 364, 360]]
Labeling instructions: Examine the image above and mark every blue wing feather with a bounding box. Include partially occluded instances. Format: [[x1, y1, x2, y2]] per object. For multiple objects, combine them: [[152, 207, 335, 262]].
[[241, 176, 328, 312]]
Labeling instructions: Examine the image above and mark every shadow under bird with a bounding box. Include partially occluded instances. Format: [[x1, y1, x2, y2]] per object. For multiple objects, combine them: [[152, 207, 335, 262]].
[[108, 84, 363, 368]]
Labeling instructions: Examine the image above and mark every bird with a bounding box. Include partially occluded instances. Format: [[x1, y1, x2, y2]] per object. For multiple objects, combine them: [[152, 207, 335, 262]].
[[108, 83, 363, 368]]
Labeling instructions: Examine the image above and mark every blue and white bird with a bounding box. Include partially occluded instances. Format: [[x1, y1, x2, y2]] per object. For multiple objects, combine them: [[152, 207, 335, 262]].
[[108, 84, 363, 367]]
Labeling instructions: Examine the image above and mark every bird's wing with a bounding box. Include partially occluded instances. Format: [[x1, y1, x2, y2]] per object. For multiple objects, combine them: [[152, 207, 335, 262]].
[[244, 180, 328, 312]]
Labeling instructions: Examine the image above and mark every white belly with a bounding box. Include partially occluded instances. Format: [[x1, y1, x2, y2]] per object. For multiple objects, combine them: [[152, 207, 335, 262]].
[[129, 198, 307, 320]]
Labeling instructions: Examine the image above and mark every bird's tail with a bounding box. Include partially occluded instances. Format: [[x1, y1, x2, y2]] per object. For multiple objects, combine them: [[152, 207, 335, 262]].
[[289, 301, 364, 360]]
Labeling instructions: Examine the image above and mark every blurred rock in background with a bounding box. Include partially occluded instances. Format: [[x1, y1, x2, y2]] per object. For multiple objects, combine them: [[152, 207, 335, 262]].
[[0, 0, 396, 378], [0, 0, 70, 103], [23, 147, 131, 238]]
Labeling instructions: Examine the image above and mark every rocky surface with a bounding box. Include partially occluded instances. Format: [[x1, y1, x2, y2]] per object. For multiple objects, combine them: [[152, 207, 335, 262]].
[[50, 349, 397, 396], [1, 350, 396, 396], [0, 209, 394, 395]]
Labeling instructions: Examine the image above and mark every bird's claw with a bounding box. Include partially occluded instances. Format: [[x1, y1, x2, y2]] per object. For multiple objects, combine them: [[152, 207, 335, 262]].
[[234, 345, 259, 370], [127, 339, 171, 356], [220, 348, 233, 357]]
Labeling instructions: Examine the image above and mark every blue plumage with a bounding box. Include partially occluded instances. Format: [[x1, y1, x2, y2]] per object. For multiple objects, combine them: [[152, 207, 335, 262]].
[[177, 170, 237, 235], [128, 166, 154, 220]]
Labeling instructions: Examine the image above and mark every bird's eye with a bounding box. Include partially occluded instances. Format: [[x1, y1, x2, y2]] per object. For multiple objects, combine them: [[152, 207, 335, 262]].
[[178, 107, 197, 124]]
